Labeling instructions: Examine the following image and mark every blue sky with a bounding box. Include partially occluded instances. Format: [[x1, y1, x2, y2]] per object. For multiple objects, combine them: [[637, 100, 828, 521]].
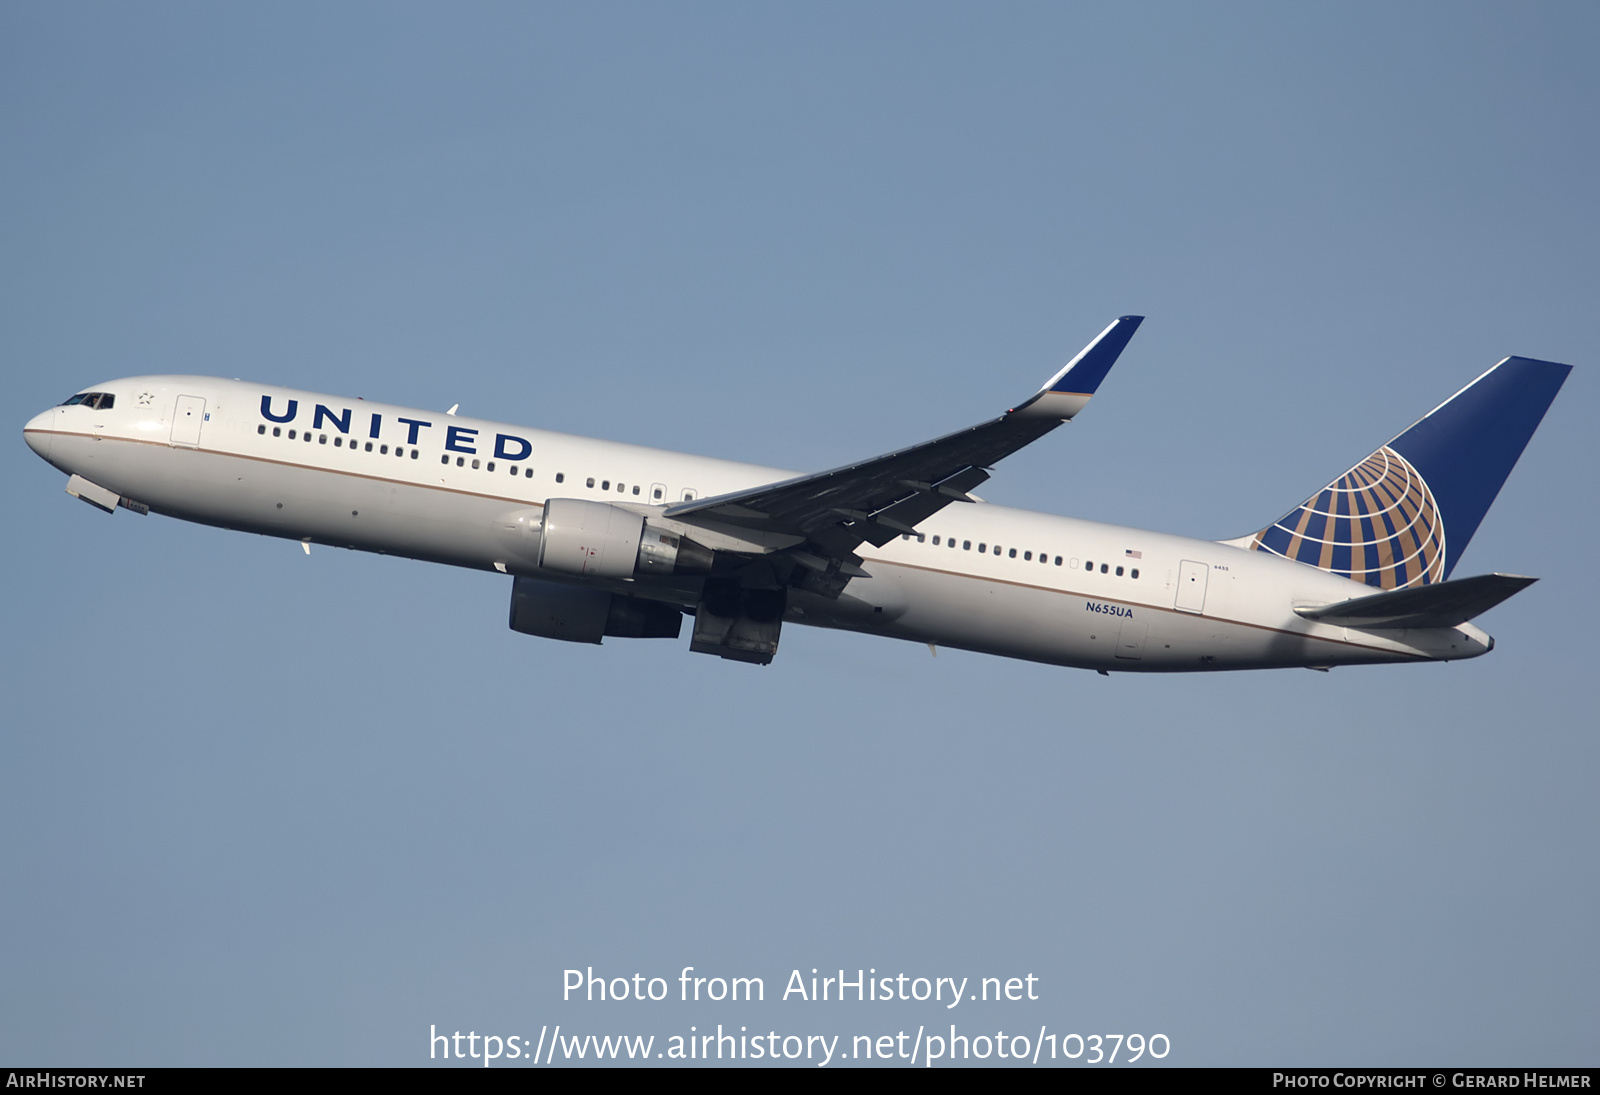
[[3, 2, 1596, 1066]]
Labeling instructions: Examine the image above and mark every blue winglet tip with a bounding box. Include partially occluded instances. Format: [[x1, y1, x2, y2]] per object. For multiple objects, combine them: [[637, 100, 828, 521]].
[[1049, 315, 1144, 395]]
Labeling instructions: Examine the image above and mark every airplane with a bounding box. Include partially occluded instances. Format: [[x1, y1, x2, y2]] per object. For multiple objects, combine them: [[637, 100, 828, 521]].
[[21, 317, 1572, 673]]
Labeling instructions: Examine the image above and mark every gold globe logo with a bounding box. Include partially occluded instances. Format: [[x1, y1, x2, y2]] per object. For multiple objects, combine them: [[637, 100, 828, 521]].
[[1251, 446, 1445, 589]]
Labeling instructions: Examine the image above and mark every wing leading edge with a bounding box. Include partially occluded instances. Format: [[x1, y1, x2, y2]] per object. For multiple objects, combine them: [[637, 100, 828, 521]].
[[663, 316, 1143, 568]]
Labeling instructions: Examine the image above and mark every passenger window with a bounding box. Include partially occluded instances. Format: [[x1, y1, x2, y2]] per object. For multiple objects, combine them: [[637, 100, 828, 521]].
[[257, 424, 266, 435], [652, 487, 662, 499], [1116, 565, 1124, 576], [586, 477, 595, 488], [524, 468, 532, 478], [963, 541, 971, 550], [932, 535, 941, 546], [273, 427, 281, 437], [1084, 560, 1092, 571], [1100, 563, 1108, 574], [1131, 568, 1140, 579], [1009, 548, 1017, 558], [978, 543, 986, 552], [631, 485, 639, 495], [487, 462, 495, 472], [682, 489, 697, 501], [365, 442, 373, 452], [441, 455, 449, 464], [319, 435, 327, 444], [333, 436, 341, 446], [1023, 551, 1031, 561], [472, 459, 480, 469], [457, 457, 464, 467], [948, 538, 956, 549], [410, 449, 418, 459], [304, 432, 312, 442], [601, 480, 609, 490], [916, 534, 925, 543], [381, 444, 389, 454], [1055, 556, 1062, 566], [556, 473, 565, 483], [288, 430, 297, 439]]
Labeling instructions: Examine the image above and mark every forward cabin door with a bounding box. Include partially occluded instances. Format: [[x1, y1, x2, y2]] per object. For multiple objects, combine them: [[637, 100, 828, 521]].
[[1175, 559, 1209, 614], [171, 395, 206, 447]]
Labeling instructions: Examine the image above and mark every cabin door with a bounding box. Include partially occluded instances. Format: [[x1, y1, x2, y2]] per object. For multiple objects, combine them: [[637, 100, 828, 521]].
[[1175, 560, 1209, 614], [171, 395, 206, 447]]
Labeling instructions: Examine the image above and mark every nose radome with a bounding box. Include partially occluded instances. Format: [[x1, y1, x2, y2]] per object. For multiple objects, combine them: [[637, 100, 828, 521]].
[[23, 408, 53, 460]]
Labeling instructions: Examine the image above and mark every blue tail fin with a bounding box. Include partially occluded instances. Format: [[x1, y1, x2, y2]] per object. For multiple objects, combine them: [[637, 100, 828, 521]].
[[1233, 356, 1571, 588]]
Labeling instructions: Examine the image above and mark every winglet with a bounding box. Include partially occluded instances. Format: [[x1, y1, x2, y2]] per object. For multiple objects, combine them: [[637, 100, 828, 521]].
[[1012, 315, 1144, 420]]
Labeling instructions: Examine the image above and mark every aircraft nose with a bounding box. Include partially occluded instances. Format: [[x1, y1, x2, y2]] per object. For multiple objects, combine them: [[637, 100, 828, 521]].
[[23, 408, 54, 460]]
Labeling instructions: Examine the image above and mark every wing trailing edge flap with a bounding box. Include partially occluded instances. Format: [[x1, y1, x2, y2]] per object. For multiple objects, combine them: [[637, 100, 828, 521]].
[[662, 316, 1144, 573], [1294, 573, 1537, 629]]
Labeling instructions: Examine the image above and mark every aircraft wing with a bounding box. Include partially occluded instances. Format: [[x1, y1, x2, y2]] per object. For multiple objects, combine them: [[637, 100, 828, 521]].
[[664, 316, 1143, 562], [1294, 572, 1537, 629]]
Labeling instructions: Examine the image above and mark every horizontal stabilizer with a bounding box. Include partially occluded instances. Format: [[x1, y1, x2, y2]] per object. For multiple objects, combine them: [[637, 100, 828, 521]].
[[1294, 572, 1537, 629]]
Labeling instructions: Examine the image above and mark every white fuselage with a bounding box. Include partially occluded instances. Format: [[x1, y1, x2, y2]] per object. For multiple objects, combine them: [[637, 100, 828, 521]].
[[23, 376, 1495, 672]]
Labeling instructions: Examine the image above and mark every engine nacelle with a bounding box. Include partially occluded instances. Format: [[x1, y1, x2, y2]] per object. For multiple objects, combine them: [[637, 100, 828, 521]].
[[509, 576, 683, 644], [537, 497, 713, 578], [538, 498, 642, 578]]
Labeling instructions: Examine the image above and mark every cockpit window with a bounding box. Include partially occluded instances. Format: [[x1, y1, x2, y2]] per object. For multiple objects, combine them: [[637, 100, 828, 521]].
[[60, 392, 114, 409]]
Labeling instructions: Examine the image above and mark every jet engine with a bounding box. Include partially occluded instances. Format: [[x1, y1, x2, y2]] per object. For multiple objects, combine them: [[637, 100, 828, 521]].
[[508, 575, 683, 644], [537, 497, 712, 578]]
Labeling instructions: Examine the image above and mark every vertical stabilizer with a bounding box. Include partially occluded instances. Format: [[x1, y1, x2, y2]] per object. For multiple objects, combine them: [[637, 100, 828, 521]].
[[1229, 356, 1570, 588]]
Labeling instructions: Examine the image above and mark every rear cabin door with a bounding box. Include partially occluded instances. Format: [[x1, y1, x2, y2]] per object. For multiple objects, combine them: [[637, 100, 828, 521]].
[[1175, 559, 1209, 614], [171, 395, 206, 447]]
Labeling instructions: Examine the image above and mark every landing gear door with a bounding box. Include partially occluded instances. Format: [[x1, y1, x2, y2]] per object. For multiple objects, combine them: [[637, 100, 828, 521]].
[[1175, 559, 1209, 614], [171, 395, 206, 447]]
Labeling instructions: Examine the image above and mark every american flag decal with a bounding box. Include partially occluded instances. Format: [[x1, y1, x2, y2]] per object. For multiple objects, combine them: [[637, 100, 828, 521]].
[[1125, 549, 1142, 559]]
